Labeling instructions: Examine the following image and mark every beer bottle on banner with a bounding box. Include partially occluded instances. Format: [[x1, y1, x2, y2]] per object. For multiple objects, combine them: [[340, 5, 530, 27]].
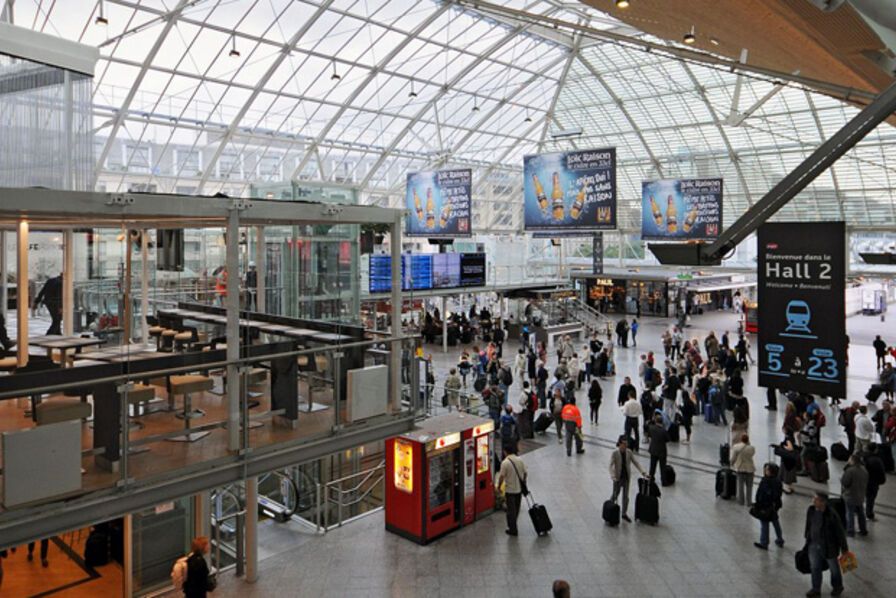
[[570, 185, 585, 219], [533, 174, 548, 213], [425, 188, 436, 229], [413, 188, 424, 222], [666, 195, 678, 233], [439, 201, 451, 228], [649, 194, 664, 229], [682, 205, 698, 233], [551, 172, 564, 221]]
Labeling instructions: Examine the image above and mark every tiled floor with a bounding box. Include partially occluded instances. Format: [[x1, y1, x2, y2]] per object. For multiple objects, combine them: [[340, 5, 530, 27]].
[[209, 309, 896, 598]]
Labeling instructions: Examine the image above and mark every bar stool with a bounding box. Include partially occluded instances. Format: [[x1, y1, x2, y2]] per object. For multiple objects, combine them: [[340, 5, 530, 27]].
[[148, 326, 165, 351], [167, 374, 214, 442], [160, 329, 177, 352], [123, 384, 156, 454], [35, 399, 92, 425], [173, 331, 196, 352]]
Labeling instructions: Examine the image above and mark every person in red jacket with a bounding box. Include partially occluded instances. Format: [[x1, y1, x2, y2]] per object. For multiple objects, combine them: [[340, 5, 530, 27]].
[[561, 397, 585, 456]]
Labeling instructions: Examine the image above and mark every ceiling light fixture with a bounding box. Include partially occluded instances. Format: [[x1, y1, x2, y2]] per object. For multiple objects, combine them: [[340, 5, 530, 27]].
[[408, 81, 417, 98], [615, 0, 630, 8], [95, 0, 108, 26], [683, 26, 696, 44], [228, 36, 240, 58], [330, 62, 341, 81]]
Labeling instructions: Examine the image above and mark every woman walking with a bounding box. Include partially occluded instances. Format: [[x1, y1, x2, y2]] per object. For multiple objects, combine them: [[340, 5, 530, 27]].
[[731, 434, 756, 507], [588, 379, 602, 424], [753, 463, 785, 550]]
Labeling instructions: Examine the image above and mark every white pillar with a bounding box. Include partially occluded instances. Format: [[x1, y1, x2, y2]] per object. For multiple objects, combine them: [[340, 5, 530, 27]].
[[245, 476, 258, 583], [140, 230, 149, 343], [226, 211, 240, 451], [441, 296, 447, 354], [389, 214, 402, 412], [17, 220, 28, 366]]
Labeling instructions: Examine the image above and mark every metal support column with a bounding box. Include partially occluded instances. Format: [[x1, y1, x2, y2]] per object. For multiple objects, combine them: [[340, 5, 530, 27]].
[[441, 296, 447, 354], [0, 231, 6, 325], [226, 209, 241, 451], [195, 491, 210, 540], [389, 214, 402, 413], [254, 226, 265, 314], [245, 477, 258, 583], [16, 220, 28, 367], [123, 229, 132, 342], [63, 231, 74, 336], [140, 230, 149, 343]]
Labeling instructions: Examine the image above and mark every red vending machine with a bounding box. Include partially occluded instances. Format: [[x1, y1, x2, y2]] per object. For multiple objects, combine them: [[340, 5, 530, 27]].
[[385, 413, 494, 544]]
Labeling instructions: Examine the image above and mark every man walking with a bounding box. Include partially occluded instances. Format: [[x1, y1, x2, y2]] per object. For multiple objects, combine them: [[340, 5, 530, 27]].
[[873, 335, 887, 370], [609, 436, 646, 523], [496, 445, 527, 537], [840, 454, 869, 537], [864, 444, 886, 520], [854, 405, 874, 455], [561, 397, 585, 456], [646, 412, 669, 480], [33, 273, 63, 335], [621, 391, 642, 448], [803, 493, 848, 597]]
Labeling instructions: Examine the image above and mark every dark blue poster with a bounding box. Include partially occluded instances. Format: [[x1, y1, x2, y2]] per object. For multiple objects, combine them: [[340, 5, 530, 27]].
[[405, 169, 471, 237], [641, 178, 722, 241], [758, 222, 846, 397], [523, 148, 616, 232]]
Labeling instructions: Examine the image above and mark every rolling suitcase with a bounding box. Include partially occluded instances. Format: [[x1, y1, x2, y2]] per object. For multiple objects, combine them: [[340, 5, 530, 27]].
[[526, 494, 553, 536], [831, 442, 849, 462], [635, 480, 660, 525], [807, 460, 830, 483], [704, 403, 713, 423], [638, 476, 661, 498], [533, 412, 553, 434], [602, 499, 620, 526], [668, 423, 680, 443], [716, 468, 736, 499], [661, 464, 676, 487], [719, 443, 731, 466]]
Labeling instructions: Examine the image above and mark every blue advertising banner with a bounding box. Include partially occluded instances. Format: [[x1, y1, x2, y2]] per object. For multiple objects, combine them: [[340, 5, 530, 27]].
[[758, 222, 846, 397], [641, 178, 722, 241], [405, 168, 471, 237], [523, 148, 616, 232]]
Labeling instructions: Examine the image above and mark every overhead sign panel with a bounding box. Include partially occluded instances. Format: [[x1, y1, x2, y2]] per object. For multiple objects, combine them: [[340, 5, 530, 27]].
[[758, 221, 846, 398], [405, 169, 471, 237], [523, 148, 616, 232], [641, 178, 723, 241]]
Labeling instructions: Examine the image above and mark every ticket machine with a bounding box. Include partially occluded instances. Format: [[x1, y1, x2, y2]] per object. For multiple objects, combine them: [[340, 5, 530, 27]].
[[385, 413, 494, 544]]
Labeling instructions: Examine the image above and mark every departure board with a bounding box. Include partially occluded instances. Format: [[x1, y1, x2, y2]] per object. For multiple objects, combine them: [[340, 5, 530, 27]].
[[432, 253, 461, 288], [459, 253, 486, 287]]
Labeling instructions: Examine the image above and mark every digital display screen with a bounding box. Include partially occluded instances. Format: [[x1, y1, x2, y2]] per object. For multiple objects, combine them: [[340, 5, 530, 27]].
[[432, 253, 461, 288], [368, 253, 485, 293], [460, 253, 486, 287], [394, 439, 413, 494]]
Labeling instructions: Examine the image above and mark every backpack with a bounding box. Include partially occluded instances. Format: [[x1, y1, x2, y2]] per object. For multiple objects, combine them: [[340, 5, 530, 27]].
[[171, 555, 189, 590], [501, 366, 513, 386], [837, 409, 847, 427]]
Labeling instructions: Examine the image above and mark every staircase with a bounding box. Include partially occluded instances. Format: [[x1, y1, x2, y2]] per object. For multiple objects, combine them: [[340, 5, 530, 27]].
[[557, 299, 613, 337]]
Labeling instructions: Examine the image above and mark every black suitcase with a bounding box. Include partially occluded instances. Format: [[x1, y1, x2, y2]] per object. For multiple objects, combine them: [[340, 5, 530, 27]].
[[638, 476, 661, 498], [602, 499, 620, 526], [84, 530, 109, 568], [805, 445, 828, 463], [527, 498, 553, 535], [635, 493, 659, 525], [661, 464, 676, 487], [533, 412, 553, 434], [716, 468, 736, 499], [831, 442, 849, 462], [866, 385, 883, 402], [668, 423, 680, 443], [719, 443, 731, 466], [808, 460, 830, 483], [829, 497, 847, 528]]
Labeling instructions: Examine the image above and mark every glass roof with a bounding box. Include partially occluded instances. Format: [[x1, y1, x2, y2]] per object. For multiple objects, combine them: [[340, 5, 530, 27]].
[[8, 0, 896, 230]]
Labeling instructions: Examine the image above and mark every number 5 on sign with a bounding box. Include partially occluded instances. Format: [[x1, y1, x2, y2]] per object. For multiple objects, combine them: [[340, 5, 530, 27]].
[[765, 343, 783, 372]]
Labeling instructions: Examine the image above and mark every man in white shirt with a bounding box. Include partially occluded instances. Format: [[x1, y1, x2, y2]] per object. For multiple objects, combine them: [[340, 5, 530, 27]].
[[622, 394, 643, 448], [496, 446, 528, 536], [854, 405, 875, 455]]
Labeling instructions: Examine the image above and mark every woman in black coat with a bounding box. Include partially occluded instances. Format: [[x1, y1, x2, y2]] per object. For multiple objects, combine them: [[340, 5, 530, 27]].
[[183, 537, 215, 598], [588, 380, 602, 424], [753, 463, 784, 550], [679, 388, 696, 443]]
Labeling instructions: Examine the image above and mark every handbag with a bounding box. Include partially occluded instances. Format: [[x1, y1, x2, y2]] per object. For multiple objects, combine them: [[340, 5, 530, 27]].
[[749, 504, 775, 522], [509, 457, 529, 497], [838, 551, 858, 573], [795, 546, 811, 575], [441, 392, 448, 407]]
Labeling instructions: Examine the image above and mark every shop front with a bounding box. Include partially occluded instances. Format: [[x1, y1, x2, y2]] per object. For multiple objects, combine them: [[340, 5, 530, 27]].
[[584, 276, 668, 317]]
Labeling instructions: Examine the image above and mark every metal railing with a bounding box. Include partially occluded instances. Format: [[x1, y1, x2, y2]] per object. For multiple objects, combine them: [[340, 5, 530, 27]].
[[322, 460, 385, 531]]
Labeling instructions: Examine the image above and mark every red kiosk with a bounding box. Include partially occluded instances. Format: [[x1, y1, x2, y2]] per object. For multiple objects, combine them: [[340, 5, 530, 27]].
[[385, 413, 495, 544]]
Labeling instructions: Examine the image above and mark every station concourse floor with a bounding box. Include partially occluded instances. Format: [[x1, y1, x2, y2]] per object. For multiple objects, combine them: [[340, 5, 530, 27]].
[[207, 309, 896, 598]]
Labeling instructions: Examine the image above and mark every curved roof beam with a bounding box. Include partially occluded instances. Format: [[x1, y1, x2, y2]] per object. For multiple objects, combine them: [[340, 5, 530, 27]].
[[196, 0, 335, 193], [354, 5, 562, 190], [93, 0, 193, 182]]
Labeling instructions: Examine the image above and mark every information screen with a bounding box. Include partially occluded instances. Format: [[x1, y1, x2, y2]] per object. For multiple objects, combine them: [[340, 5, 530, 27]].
[[459, 253, 486, 287], [369, 255, 393, 293], [432, 253, 461, 288], [758, 222, 846, 397], [403, 255, 432, 290]]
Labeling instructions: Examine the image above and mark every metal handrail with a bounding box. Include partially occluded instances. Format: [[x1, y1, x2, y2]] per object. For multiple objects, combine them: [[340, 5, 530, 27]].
[[323, 460, 386, 530]]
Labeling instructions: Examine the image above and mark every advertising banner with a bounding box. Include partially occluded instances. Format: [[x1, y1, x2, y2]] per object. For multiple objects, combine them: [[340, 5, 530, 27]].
[[758, 222, 846, 397], [523, 148, 616, 231], [592, 233, 603, 275], [405, 169, 471, 237], [641, 178, 722, 241]]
